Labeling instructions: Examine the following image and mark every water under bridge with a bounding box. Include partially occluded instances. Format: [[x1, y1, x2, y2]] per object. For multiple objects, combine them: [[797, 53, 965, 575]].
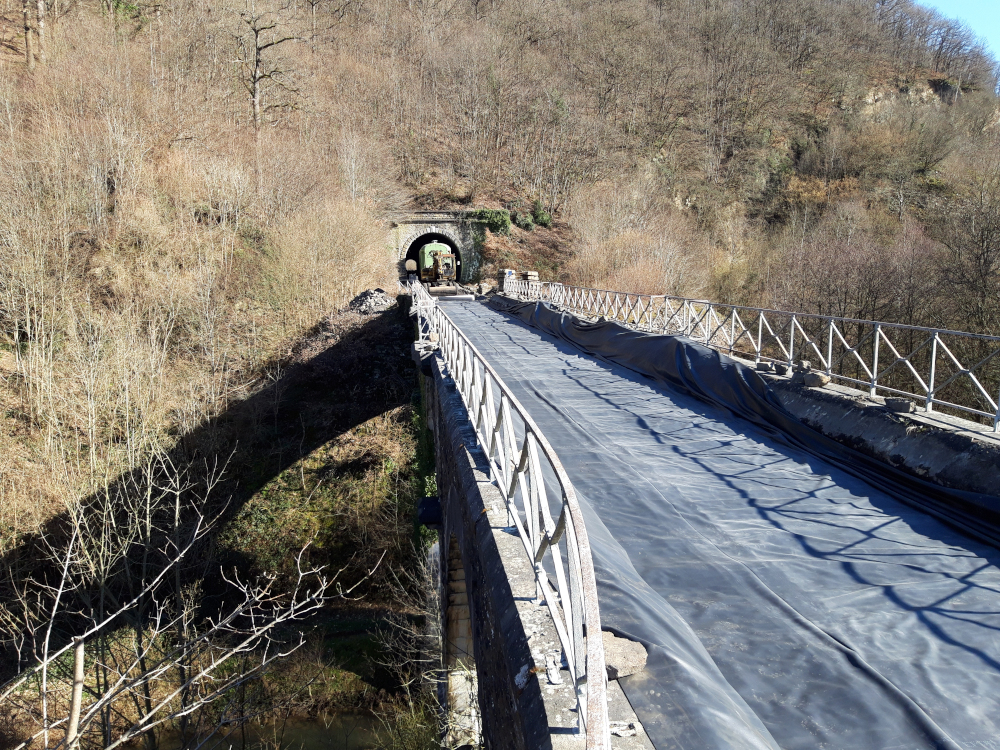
[[408, 281, 1000, 750]]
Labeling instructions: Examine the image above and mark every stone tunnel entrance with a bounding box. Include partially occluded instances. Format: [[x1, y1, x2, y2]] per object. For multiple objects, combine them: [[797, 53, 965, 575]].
[[389, 211, 481, 283], [403, 232, 463, 281]]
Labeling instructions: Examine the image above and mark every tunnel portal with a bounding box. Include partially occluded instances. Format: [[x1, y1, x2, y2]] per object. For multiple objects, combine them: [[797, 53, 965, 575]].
[[389, 211, 481, 283]]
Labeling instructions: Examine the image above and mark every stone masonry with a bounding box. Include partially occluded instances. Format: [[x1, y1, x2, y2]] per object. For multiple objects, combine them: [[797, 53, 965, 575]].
[[388, 211, 480, 282]]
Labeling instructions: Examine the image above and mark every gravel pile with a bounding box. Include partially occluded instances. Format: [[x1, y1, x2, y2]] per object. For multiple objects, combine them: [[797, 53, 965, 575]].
[[348, 288, 395, 314]]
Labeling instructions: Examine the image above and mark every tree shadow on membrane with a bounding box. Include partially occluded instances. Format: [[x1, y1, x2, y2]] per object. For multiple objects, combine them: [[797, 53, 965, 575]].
[[461, 302, 1000, 677]]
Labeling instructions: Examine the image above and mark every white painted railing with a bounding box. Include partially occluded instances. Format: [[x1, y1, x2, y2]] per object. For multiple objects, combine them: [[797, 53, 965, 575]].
[[504, 279, 1000, 431], [409, 283, 610, 747]]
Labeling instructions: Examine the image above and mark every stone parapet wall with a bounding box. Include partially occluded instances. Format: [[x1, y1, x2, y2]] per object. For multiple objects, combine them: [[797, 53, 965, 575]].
[[758, 371, 1000, 497], [425, 354, 552, 750]]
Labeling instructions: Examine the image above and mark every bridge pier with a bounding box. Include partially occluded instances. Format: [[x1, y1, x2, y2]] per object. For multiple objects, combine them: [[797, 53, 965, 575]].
[[442, 535, 480, 746]]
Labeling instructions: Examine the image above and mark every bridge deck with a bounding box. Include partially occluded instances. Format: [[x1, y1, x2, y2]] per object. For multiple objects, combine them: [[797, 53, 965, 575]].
[[445, 301, 1000, 750]]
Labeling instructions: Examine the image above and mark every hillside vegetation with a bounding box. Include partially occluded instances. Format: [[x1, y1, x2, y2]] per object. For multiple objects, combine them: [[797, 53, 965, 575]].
[[2, 1, 998, 489], [1, 0, 999, 747]]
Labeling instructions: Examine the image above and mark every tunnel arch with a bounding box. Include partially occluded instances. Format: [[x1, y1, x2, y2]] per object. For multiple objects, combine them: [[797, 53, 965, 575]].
[[404, 232, 463, 280], [390, 213, 480, 282]]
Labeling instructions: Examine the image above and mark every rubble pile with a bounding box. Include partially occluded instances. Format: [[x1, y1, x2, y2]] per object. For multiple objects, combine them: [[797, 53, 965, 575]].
[[348, 288, 395, 314]]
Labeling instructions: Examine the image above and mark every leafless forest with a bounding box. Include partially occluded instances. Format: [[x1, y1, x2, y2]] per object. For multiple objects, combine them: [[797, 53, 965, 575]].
[[0, 0, 998, 747]]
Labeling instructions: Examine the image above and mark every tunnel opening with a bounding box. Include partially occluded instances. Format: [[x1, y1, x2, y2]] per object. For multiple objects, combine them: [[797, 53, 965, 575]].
[[404, 233, 463, 282]]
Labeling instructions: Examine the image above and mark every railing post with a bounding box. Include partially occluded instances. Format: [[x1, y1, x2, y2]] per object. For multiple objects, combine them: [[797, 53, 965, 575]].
[[826, 318, 834, 375], [871, 323, 881, 398], [927, 333, 937, 412], [755, 314, 763, 364], [789, 314, 796, 367]]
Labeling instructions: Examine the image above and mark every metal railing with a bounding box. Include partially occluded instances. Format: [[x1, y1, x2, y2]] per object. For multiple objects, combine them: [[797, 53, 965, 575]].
[[504, 279, 1000, 431], [409, 282, 610, 747]]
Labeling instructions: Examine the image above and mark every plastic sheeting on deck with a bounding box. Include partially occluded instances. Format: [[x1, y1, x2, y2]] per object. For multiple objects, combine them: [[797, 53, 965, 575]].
[[444, 300, 1000, 750]]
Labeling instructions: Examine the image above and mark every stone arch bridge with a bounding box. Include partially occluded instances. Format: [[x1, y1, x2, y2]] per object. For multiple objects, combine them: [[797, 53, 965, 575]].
[[407, 282, 1000, 749]]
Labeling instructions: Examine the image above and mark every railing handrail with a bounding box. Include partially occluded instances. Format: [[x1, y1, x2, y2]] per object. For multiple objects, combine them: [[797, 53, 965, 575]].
[[505, 279, 1000, 431], [408, 282, 610, 748], [531, 282, 1000, 342]]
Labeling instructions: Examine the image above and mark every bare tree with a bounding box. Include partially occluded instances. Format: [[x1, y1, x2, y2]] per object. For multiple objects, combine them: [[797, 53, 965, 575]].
[[35, 0, 46, 64], [373, 549, 446, 748], [935, 147, 1000, 333], [3, 552, 355, 750], [302, 0, 355, 52], [0, 428, 387, 750], [2, 515, 382, 750], [234, 6, 301, 129]]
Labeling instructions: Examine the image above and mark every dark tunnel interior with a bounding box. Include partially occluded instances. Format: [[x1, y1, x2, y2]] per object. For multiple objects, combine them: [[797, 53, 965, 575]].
[[403, 233, 462, 281]]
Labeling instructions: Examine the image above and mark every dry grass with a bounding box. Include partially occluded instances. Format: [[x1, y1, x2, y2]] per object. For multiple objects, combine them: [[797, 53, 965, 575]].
[[561, 176, 711, 296], [0, 11, 402, 545]]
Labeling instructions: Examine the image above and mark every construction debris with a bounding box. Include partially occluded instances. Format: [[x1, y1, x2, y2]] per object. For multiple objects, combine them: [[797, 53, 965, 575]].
[[348, 288, 395, 314], [803, 372, 831, 387], [886, 397, 917, 413], [603, 631, 648, 680], [609, 721, 640, 738]]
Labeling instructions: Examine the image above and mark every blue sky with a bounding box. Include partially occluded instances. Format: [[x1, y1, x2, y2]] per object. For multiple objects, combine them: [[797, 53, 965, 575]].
[[917, 1, 1000, 61]]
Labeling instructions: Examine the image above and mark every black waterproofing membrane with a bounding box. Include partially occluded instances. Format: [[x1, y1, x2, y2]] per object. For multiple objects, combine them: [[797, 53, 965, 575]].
[[445, 299, 1000, 750]]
